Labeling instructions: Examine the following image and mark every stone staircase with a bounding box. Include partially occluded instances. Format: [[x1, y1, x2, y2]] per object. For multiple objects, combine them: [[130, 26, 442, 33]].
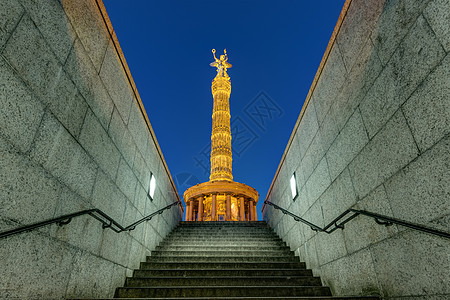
[[74, 221, 380, 299]]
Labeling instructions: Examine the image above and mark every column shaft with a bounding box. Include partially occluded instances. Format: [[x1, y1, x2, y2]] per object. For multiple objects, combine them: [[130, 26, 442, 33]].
[[226, 194, 231, 221], [185, 203, 190, 221], [198, 196, 204, 221], [189, 200, 194, 221], [239, 196, 245, 221], [249, 200, 254, 221], [211, 194, 217, 221]]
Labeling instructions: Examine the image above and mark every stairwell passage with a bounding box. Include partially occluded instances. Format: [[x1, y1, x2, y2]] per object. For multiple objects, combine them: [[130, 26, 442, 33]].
[[69, 221, 380, 299]]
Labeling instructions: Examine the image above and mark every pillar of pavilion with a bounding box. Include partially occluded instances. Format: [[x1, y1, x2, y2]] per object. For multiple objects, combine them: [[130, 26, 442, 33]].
[[183, 49, 259, 221]]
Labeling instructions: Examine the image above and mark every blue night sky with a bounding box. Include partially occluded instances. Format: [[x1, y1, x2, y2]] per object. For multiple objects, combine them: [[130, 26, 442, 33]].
[[103, 0, 345, 218]]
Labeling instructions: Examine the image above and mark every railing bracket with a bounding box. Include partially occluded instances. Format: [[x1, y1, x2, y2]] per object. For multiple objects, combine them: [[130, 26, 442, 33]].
[[375, 218, 393, 226], [335, 222, 344, 230], [57, 218, 72, 226]]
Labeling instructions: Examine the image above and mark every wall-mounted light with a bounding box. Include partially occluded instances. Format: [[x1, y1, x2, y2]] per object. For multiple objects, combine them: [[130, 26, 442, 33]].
[[290, 173, 298, 201], [148, 173, 156, 201]]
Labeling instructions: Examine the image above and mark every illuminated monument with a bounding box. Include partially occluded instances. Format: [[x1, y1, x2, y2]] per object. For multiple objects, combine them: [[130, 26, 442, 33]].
[[183, 49, 259, 221]]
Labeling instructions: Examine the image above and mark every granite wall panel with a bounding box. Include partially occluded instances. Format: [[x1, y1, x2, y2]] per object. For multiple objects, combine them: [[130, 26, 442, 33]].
[[263, 0, 449, 298], [0, 0, 182, 299]]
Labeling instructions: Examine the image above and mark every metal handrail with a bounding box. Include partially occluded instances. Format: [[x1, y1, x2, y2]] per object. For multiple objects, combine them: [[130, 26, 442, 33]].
[[0, 200, 182, 239], [264, 200, 450, 239]]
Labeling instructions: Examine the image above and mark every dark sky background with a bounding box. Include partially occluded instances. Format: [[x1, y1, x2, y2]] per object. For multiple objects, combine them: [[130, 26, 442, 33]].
[[103, 0, 345, 219]]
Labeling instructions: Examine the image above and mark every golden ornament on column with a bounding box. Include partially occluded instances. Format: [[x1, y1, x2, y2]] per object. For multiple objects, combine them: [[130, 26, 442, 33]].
[[183, 49, 259, 222]]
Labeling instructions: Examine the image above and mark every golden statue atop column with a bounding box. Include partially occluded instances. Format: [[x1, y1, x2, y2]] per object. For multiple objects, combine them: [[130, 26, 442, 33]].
[[210, 49, 232, 78], [183, 49, 259, 221]]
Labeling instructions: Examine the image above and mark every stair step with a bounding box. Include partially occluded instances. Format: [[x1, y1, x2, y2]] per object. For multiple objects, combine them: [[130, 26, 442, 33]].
[[114, 286, 333, 298], [146, 256, 299, 263], [178, 221, 268, 226], [124, 276, 322, 287], [169, 233, 276, 236], [163, 237, 282, 242], [172, 226, 273, 230], [71, 297, 379, 300], [159, 244, 287, 248], [172, 228, 274, 232], [150, 250, 294, 257], [170, 232, 275, 236], [156, 245, 290, 251], [170, 228, 276, 235], [160, 241, 286, 247], [167, 234, 278, 239], [172, 227, 271, 231], [161, 240, 283, 245], [70, 297, 379, 300], [133, 268, 314, 277], [140, 262, 306, 270]]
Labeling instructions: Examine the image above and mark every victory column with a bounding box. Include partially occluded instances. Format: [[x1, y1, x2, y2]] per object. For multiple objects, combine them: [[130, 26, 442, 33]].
[[183, 49, 259, 221]]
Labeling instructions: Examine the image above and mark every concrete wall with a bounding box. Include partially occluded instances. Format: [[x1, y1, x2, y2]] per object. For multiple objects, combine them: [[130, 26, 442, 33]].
[[262, 0, 449, 298], [0, 0, 182, 298]]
